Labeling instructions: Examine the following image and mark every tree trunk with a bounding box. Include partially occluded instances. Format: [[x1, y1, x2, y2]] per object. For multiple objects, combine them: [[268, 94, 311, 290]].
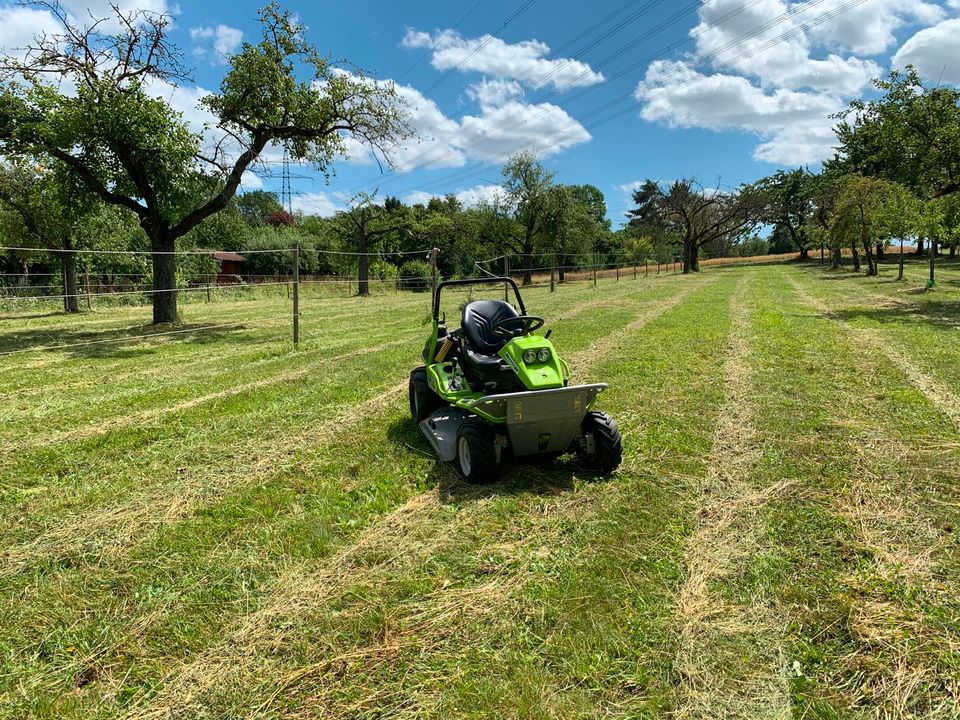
[[851, 243, 861, 272], [915, 237, 925, 255], [150, 228, 178, 324], [521, 228, 534, 286], [682, 239, 696, 273], [60, 249, 79, 313], [950, 244, 957, 259], [558, 260, 565, 283], [863, 238, 877, 276], [875, 242, 885, 260], [357, 230, 369, 296], [898, 238, 905, 280], [830, 245, 842, 269], [799, 246, 809, 260]]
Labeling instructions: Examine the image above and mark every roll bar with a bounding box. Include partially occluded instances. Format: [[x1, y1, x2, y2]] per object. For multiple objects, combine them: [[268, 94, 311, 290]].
[[433, 276, 527, 320]]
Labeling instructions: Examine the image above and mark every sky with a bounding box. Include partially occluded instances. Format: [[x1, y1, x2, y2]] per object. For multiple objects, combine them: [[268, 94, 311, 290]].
[[2, 0, 960, 224]]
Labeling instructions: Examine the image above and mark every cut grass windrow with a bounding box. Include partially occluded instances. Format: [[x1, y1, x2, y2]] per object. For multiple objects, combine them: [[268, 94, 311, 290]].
[[673, 275, 792, 720]]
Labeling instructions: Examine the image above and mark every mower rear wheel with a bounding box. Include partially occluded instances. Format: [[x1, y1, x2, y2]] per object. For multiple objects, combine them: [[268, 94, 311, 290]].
[[456, 422, 501, 483], [576, 411, 623, 472], [409, 367, 445, 424]]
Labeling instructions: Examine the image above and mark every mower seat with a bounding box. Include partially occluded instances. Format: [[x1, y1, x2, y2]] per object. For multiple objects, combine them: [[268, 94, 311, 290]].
[[461, 300, 519, 355], [460, 300, 520, 390]]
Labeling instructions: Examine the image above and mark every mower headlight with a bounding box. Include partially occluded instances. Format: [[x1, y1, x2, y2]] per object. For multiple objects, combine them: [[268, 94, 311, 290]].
[[523, 349, 538, 364], [537, 348, 552, 363]]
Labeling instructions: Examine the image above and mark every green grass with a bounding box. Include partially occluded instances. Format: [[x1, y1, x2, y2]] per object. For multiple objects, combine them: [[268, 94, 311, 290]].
[[0, 260, 958, 719]]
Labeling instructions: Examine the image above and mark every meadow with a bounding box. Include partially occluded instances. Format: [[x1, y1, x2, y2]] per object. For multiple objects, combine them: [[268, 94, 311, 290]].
[[1, 257, 959, 719]]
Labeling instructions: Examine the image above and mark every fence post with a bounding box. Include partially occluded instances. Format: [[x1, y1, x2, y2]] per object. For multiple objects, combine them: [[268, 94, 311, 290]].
[[503, 256, 509, 301], [550, 253, 555, 293], [593, 254, 597, 287], [616, 262, 620, 282], [645, 259, 648, 277], [430, 247, 438, 298], [657, 261, 660, 276], [84, 269, 91, 310], [207, 271, 212, 303], [898, 238, 905, 280], [633, 261, 637, 280], [293, 245, 300, 347]]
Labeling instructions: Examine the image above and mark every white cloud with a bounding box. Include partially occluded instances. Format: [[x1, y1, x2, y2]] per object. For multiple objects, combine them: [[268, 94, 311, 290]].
[[802, 0, 944, 55], [466, 78, 524, 109], [458, 100, 591, 163], [401, 28, 604, 89], [292, 192, 342, 217], [335, 73, 590, 171], [404, 184, 507, 209], [239, 171, 263, 190], [0, 5, 59, 55], [637, 60, 842, 165], [892, 18, 960, 85], [629, 0, 951, 166], [691, 0, 879, 94], [190, 24, 243, 63]]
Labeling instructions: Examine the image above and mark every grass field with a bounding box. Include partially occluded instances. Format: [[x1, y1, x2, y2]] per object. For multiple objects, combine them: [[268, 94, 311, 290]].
[[1, 257, 959, 719]]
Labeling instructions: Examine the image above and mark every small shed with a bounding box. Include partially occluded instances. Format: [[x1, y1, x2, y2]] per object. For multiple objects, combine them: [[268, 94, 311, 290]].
[[213, 251, 246, 283]]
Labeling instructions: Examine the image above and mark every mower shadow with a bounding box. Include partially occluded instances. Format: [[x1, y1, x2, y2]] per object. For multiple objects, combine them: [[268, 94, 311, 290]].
[[386, 418, 615, 506]]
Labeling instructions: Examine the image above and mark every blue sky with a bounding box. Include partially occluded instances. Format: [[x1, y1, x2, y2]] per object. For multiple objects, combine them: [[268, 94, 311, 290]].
[[3, 0, 960, 223]]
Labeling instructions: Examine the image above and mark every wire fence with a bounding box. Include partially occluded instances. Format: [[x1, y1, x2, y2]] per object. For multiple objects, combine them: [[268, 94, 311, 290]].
[[1, 244, 792, 357]]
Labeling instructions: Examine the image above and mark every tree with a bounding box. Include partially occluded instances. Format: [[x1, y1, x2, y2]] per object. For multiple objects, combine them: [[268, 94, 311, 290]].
[[833, 68, 960, 200], [501, 152, 556, 285], [335, 196, 402, 295], [751, 168, 816, 259], [236, 190, 284, 226], [0, 160, 94, 312], [0, 2, 411, 323], [829, 175, 894, 276], [876, 182, 920, 280], [627, 179, 758, 273]]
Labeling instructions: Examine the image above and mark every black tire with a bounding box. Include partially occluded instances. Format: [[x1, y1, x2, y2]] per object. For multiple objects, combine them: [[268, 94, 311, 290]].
[[576, 411, 623, 472], [409, 367, 445, 424], [456, 421, 501, 483]]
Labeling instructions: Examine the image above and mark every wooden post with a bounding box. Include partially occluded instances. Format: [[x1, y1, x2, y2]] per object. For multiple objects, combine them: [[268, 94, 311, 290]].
[[430, 247, 438, 299], [645, 259, 648, 277], [593, 254, 597, 287], [550, 253, 555, 293], [633, 261, 637, 280], [207, 271, 212, 303], [657, 261, 660, 276], [84, 269, 91, 310], [503, 256, 509, 301], [293, 246, 300, 346], [616, 262, 620, 282]]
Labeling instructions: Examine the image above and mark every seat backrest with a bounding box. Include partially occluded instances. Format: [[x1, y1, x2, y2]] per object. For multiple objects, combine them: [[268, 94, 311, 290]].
[[461, 300, 519, 355]]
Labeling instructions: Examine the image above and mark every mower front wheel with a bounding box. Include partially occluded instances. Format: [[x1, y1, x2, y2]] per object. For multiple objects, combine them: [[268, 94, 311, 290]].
[[409, 367, 445, 424], [456, 422, 501, 483], [576, 411, 623, 472]]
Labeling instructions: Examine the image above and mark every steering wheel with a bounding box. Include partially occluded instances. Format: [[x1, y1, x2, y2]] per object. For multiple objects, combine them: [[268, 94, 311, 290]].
[[491, 315, 545, 338]]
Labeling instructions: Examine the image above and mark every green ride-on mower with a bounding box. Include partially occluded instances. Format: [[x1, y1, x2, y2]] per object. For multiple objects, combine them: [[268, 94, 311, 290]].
[[409, 277, 623, 482]]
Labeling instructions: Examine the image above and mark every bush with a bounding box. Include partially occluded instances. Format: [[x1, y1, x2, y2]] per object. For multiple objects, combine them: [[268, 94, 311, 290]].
[[398, 259, 432, 292], [369, 259, 399, 280]]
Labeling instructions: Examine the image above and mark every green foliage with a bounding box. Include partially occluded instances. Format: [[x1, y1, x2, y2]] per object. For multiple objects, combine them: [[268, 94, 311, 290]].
[[833, 68, 960, 199], [750, 168, 816, 255], [239, 227, 318, 276], [236, 191, 284, 226], [398, 259, 432, 292]]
